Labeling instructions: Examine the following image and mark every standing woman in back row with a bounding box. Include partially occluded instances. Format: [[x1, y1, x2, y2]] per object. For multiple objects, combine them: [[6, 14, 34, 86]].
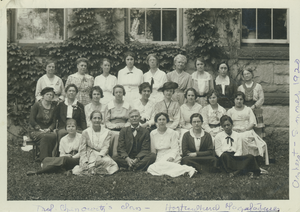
[[117, 52, 143, 104], [65, 58, 94, 106], [214, 61, 237, 109], [94, 58, 117, 107], [143, 54, 167, 103], [167, 54, 193, 106], [191, 57, 214, 107]]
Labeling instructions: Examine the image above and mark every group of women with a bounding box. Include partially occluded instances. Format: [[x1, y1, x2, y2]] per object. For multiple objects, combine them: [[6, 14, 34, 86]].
[[27, 52, 268, 177]]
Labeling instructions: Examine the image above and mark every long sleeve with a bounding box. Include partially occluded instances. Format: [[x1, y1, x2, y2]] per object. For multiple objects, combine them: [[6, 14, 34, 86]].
[[99, 131, 111, 156], [255, 84, 264, 108], [58, 79, 65, 101], [150, 132, 156, 154], [105, 107, 118, 129], [117, 128, 129, 158], [79, 131, 88, 164], [29, 103, 40, 129], [214, 134, 223, 157], [35, 78, 43, 101], [59, 136, 68, 157], [247, 108, 257, 129], [202, 106, 212, 133], [169, 131, 180, 160], [181, 132, 191, 157], [185, 75, 193, 92], [234, 135, 243, 156], [169, 104, 180, 129], [196, 133, 213, 157]]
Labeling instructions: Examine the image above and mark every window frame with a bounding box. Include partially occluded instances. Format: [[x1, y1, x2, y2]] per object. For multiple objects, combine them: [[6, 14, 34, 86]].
[[12, 8, 67, 44], [127, 8, 182, 45], [241, 8, 289, 44]]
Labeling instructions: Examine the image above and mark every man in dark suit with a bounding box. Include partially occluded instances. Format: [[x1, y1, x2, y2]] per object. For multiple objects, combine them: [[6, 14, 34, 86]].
[[112, 109, 156, 171]]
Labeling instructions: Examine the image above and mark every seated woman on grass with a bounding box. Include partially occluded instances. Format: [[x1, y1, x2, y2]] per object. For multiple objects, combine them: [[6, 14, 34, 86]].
[[27, 119, 81, 175], [72, 110, 118, 176], [181, 113, 218, 174], [215, 115, 261, 178]]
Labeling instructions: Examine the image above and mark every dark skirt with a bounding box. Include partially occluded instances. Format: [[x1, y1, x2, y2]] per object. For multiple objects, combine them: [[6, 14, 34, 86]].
[[32, 131, 57, 161], [42, 156, 79, 171], [219, 152, 260, 174], [181, 156, 218, 173]]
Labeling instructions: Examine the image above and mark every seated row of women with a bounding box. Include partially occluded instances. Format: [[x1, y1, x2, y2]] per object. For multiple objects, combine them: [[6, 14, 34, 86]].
[[27, 111, 264, 178], [30, 82, 268, 165], [37, 53, 264, 111]]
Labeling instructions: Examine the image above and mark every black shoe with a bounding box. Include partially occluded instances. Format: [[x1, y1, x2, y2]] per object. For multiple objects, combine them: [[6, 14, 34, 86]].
[[26, 171, 37, 176]]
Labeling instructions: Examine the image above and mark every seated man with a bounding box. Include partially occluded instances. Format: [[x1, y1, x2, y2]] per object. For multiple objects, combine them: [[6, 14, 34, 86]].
[[181, 113, 218, 173], [112, 109, 156, 171]]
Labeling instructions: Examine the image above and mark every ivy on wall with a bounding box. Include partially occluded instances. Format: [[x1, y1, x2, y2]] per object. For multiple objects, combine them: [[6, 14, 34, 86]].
[[8, 8, 240, 125]]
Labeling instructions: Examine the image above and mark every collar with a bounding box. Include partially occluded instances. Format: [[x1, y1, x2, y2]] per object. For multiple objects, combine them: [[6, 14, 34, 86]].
[[215, 75, 229, 85], [64, 98, 78, 106], [189, 128, 205, 138], [107, 100, 130, 110], [131, 124, 140, 129]]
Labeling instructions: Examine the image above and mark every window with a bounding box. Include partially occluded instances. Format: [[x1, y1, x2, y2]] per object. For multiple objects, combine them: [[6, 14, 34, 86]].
[[242, 9, 288, 43], [15, 8, 66, 43], [129, 8, 179, 43]]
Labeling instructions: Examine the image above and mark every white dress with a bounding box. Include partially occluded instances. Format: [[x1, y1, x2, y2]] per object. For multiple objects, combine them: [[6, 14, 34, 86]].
[[117, 66, 143, 105], [147, 128, 196, 177], [94, 74, 117, 107], [143, 69, 167, 103], [35, 74, 65, 102], [191, 71, 213, 107], [202, 104, 227, 144], [73, 127, 119, 175], [227, 106, 269, 165]]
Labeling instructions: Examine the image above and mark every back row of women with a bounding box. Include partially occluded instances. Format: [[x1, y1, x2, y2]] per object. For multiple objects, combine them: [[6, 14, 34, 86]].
[[28, 52, 268, 177]]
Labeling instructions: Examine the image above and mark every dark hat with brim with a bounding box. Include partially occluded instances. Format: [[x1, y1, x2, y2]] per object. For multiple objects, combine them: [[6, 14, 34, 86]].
[[41, 87, 55, 96], [157, 82, 179, 92]]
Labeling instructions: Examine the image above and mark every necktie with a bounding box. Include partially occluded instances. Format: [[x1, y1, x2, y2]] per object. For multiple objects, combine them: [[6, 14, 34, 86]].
[[131, 127, 137, 137], [225, 136, 234, 146], [127, 71, 133, 74], [151, 77, 154, 88]]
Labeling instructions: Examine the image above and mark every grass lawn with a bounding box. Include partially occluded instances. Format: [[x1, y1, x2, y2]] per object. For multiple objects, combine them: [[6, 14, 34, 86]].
[[7, 142, 289, 201]]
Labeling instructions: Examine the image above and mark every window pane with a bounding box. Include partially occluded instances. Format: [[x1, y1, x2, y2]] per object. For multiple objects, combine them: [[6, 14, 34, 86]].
[[146, 10, 161, 41], [162, 10, 177, 41], [17, 9, 48, 40], [273, 9, 287, 39], [257, 9, 271, 39], [130, 9, 146, 41], [49, 9, 64, 40], [242, 9, 256, 39]]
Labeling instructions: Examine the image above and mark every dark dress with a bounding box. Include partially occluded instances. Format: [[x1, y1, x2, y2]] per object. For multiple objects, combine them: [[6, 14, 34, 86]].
[[53, 100, 87, 156], [181, 130, 218, 173], [29, 101, 57, 161], [214, 77, 237, 109]]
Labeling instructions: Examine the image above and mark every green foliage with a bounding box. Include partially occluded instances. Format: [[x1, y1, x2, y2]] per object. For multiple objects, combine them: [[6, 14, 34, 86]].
[[8, 8, 240, 125], [7, 42, 43, 125], [185, 8, 240, 66]]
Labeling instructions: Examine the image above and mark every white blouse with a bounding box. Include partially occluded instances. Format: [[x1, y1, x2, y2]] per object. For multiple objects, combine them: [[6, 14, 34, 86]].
[[215, 131, 242, 157], [59, 132, 82, 158], [143, 69, 167, 103], [132, 99, 156, 126], [180, 103, 202, 129], [94, 74, 117, 106]]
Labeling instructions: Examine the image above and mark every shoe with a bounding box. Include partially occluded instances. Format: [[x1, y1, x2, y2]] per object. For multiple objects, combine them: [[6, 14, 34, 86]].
[[248, 172, 254, 179], [260, 168, 268, 175], [26, 171, 37, 176]]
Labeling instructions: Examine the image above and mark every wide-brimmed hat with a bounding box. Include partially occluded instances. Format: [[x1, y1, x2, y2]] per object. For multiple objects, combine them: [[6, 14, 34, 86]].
[[157, 82, 178, 92], [41, 87, 55, 96]]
